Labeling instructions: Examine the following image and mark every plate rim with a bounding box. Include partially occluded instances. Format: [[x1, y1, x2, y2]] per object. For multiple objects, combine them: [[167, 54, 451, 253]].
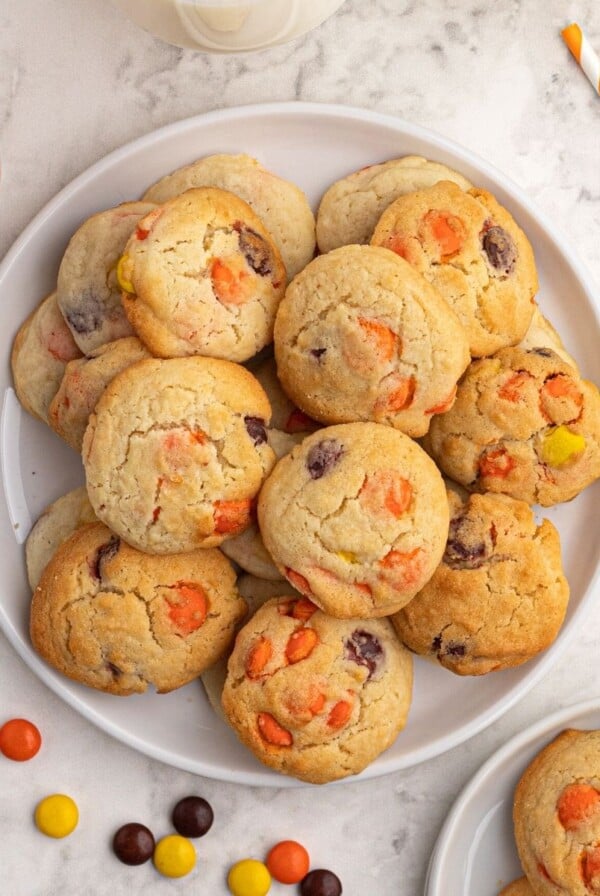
[[1, 100, 599, 786], [425, 696, 600, 894]]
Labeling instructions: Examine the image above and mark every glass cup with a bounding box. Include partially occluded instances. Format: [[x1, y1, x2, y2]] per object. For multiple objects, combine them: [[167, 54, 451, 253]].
[[111, 0, 347, 53]]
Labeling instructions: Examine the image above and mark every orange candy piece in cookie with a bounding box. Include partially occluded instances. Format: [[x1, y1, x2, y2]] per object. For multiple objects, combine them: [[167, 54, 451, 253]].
[[478, 447, 516, 479], [210, 257, 250, 305], [285, 628, 318, 664], [327, 699, 353, 730], [285, 568, 313, 596], [581, 846, 600, 888], [246, 636, 273, 679], [557, 783, 600, 830], [375, 374, 416, 415], [498, 371, 533, 402], [284, 408, 319, 434], [425, 386, 457, 416], [359, 470, 412, 518], [165, 582, 208, 635], [420, 209, 466, 259], [379, 548, 423, 589], [357, 317, 397, 363], [213, 499, 252, 535], [257, 713, 293, 747]]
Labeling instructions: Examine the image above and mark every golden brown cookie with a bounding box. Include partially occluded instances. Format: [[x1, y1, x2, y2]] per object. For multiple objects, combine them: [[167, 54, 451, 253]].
[[423, 347, 600, 506], [48, 336, 151, 451], [498, 879, 534, 896], [371, 181, 538, 357], [118, 187, 286, 363], [83, 356, 275, 553], [11, 292, 82, 423], [142, 153, 315, 279], [221, 595, 413, 783], [258, 422, 449, 617], [30, 522, 246, 694], [513, 728, 600, 896], [274, 245, 470, 437], [316, 155, 472, 252], [391, 490, 569, 675]]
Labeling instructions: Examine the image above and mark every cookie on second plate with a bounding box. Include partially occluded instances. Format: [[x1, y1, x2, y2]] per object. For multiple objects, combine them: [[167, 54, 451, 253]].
[[142, 153, 315, 279], [30, 522, 246, 694], [258, 422, 449, 617], [11, 292, 82, 423], [274, 245, 470, 437], [25, 486, 97, 591], [513, 728, 600, 896], [371, 181, 538, 357], [316, 154, 472, 253], [221, 595, 413, 783], [424, 346, 600, 506], [118, 187, 287, 363], [83, 356, 276, 553], [48, 336, 151, 451], [56, 201, 156, 354], [391, 490, 569, 675]]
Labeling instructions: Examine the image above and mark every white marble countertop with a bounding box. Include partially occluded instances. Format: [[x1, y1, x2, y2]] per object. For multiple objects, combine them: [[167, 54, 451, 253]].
[[1, 1, 599, 894]]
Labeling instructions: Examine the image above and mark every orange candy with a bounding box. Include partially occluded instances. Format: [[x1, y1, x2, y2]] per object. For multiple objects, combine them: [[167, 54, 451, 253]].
[[359, 470, 412, 518], [557, 783, 600, 830], [266, 840, 310, 884], [0, 718, 42, 761], [246, 637, 273, 679], [498, 371, 533, 402], [357, 317, 397, 362], [327, 699, 353, 730], [285, 569, 313, 597], [213, 499, 253, 535], [166, 582, 208, 635], [421, 209, 466, 259], [285, 628, 318, 664], [210, 257, 250, 305], [478, 447, 516, 479], [257, 713, 293, 747]]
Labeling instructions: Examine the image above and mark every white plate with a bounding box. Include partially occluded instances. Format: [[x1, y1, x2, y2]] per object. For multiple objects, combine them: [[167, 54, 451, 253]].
[[426, 698, 600, 895], [1, 102, 599, 786]]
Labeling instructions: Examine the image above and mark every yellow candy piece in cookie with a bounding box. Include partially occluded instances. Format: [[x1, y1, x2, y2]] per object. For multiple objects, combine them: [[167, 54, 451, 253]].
[[541, 425, 586, 467], [116, 254, 135, 294]]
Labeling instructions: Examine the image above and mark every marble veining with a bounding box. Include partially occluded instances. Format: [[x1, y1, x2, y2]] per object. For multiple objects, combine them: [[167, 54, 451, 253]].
[[0, 1, 599, 893]]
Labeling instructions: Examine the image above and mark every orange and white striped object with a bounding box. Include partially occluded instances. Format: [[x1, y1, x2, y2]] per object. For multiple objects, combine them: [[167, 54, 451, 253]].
[[561, 22, 600, 95]]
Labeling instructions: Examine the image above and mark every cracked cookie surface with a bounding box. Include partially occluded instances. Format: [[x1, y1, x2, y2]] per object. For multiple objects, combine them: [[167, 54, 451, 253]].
[[391, 490, 569, 675], [25, 487, 97, 591], [141, 153, 315, 279], [274, 245, 470, 438], [119, 187, 286, 362], [423, 347, 600, 506], [513, 729, 600, 896], [83, 356, 276, 553], [316, 155, 472, 253], [221, 595, 413, 783], [11, 292, 82, 423], [49, 336, 151, 451], [258, 422, 449, 617], [371, 181, 538, 357], [30, 522, 246, 695], [57, 201, 156, 353]]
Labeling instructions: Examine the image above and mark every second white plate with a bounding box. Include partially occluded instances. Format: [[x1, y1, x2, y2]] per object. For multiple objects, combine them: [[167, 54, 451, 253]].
[[426, 698, 600, 895]]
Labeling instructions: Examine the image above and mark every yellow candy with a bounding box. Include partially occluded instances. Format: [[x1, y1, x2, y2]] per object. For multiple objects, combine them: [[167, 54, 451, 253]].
[[116, 254, 135, 294], [34, 793, 79, 838], [541, 425, 586, 468], [227, 858, 271, 896], [337, 550, 358, 563], [153, 834, 196, 878]]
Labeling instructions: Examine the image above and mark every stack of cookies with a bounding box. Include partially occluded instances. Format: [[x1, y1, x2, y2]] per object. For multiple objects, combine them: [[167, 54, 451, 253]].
[[11, 150, 600, 784]]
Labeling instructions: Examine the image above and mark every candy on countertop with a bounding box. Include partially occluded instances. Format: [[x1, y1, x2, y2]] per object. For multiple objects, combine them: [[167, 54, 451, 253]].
[[171, 796, 214, 838], [300, 868, 343, 896], [227, 858, 272, 896], [0, 717, 41, 761], [112, 822, 155, 865], [265, 839, 310, 884], [153, 833, 196, 878], [34, 793, 79, 839]]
